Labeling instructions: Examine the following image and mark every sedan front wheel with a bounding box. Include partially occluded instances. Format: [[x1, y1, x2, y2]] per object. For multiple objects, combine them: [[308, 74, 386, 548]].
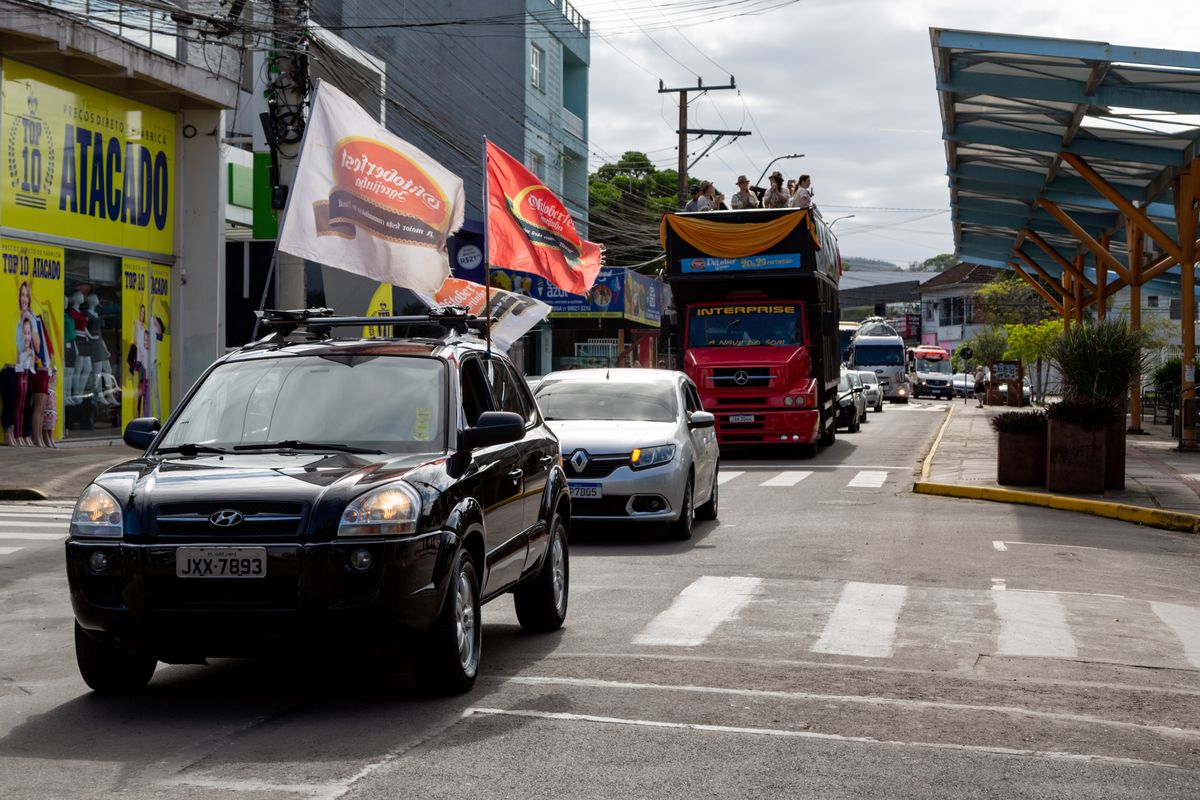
[[668, 476, 694, 541]]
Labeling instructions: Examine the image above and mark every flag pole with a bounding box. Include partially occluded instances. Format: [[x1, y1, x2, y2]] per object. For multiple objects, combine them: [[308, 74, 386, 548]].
[[482, 136, 492, 357]]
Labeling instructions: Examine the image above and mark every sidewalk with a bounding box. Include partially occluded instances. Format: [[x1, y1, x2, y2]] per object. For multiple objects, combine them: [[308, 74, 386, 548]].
[[0, 440, 133, 500], [920, 398, 1200, 530]]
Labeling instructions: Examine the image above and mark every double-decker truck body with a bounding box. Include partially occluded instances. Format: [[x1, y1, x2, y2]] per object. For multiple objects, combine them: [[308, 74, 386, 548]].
[[662, 207, 841, 454]]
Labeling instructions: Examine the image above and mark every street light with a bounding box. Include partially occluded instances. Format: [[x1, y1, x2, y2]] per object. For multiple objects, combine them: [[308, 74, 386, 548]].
[[828, 215, 856, 227], [754, 154, 804, 187]]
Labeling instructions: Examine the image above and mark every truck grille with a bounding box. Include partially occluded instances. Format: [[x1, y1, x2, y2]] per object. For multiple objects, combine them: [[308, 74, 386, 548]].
[[708, 368, 773, 389], [715, 397, 767, 406]]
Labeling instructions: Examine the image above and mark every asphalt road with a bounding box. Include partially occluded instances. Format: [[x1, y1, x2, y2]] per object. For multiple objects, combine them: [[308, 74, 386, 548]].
[[2, 400, 1199, 799]]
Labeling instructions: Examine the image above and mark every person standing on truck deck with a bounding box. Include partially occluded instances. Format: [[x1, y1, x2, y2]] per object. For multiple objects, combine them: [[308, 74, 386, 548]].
[[789, 175, 815, 209], [697, 181, 723, 212], [763, 172, 790, 208], [730, 175, 760, 209], [684, 185, 701, 212]]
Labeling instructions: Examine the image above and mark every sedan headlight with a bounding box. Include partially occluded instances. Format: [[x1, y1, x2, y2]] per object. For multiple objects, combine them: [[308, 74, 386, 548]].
[[630, 444, 675, 470], [339, 483, 421, 537], [71, 484, 123, 538]]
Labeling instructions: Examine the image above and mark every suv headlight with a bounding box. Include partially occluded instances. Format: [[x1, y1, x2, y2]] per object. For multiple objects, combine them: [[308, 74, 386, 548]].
[[631, 444, 675, 470], [71, 484, 123, 538], [339, 483, 421, 536]]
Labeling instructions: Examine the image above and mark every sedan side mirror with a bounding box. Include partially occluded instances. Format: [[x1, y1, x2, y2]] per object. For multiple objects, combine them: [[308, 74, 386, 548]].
[[688, 411, 716, 429], [124, 417, 161, 450], [463, 411, 526, 450]]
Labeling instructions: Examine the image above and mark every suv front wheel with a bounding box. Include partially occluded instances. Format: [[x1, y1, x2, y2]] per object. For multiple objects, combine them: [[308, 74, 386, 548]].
[[75, 622, 157, 693], [413, 549, 481, 694]]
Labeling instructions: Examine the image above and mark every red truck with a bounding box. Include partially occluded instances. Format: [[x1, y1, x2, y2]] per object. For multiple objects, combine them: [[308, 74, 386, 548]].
[[661, 207, 843, 456]]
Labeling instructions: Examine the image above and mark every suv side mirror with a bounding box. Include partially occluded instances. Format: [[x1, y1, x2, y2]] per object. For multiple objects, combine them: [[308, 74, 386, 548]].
[[463, 411, 525, 450], [688, 411, 715, 429], [124, 417, 161, 450]]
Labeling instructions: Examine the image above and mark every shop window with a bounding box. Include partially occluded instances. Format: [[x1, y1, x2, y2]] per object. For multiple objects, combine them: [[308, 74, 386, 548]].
[[63, 250, 123, 439], [1170, 298, 1182, 321], [1147, 295, 1159, 308]]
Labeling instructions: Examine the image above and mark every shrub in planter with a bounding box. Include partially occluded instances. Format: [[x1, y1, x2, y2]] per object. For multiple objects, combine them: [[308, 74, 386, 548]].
[[1044, 398, 1121, 494], [991, 411, 1048, 487]]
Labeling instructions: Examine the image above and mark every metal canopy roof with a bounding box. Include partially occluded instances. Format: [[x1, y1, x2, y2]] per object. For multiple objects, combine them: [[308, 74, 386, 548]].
[[931, 28, 1200, 295]]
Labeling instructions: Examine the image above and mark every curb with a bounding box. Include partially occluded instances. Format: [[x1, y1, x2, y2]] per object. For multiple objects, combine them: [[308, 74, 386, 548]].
[[0, 487, 49, 501], [912, 481, 1200, 534]]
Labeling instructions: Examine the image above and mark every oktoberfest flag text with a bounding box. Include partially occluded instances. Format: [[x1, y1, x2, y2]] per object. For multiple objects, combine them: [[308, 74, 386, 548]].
[[486, 141, 602, 295], [277, 80, 466, 292]]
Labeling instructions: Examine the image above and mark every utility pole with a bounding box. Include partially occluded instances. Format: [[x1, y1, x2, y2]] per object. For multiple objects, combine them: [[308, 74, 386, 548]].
[[658, 77, 746, 207]]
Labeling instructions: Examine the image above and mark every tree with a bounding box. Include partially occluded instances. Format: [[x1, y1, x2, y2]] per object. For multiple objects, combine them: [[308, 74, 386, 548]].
[[959, 325, 1008, 368], [907, 254, 958, 272], [1004, 319, 1061, 403], [972, 275, 1050, 326]]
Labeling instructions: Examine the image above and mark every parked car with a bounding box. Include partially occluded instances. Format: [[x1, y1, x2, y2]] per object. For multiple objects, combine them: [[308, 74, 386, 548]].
[[66, 309, 571, 695], [532, 369, 718, 540], [952, 373, 975, 398], [857, 371, 884, 413], [836, 371, 865, 432]]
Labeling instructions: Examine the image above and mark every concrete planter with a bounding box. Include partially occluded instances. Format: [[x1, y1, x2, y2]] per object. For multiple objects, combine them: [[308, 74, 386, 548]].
[[997, 432, 1047, 487], [1047, 420, 1107, 494], [1104, 395, 1127, 491]]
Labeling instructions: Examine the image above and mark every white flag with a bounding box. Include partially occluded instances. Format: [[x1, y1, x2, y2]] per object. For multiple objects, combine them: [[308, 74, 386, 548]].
[[277, 80, 466, 292]]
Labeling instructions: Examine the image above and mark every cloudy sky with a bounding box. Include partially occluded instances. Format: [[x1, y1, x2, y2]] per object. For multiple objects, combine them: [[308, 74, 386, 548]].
[[571, 0, 1195, 266]]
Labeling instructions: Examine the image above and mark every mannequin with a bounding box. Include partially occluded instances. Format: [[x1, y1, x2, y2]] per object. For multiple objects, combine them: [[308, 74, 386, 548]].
[[83, 294, 115, 406], [67, 291, 92, 407], [62, 296, 77, 406]]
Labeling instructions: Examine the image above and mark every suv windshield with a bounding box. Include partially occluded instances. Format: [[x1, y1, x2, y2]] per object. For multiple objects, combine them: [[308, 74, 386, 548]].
[[688, 304, 803, 348], [535, 380, 677, 422], [157, 355, 445, 453]]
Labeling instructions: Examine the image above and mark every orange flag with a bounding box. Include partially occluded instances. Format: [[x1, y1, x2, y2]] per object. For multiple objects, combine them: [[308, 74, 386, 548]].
[[486, 140, 602, 295]]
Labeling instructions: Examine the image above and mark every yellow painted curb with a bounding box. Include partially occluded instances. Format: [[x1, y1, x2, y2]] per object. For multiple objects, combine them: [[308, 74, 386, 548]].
[[912, 482, 1200, 534], [921, 404, 955, 481]]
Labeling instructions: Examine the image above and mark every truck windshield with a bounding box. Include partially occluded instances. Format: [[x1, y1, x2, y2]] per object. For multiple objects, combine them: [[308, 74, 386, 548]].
[[915, 358, 952, 374], [156, 355, 445, 453], [854, 345, 905, 365], [688, 304, 804, 348]]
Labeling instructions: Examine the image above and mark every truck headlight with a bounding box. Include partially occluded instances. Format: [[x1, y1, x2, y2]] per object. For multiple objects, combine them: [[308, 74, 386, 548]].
[[631, 444, 675, 470], [71, 484, 123, 538], [339, 483, 421, 536]]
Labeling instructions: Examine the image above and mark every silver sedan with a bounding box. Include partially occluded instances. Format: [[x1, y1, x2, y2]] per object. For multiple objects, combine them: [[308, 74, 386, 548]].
[[532, 369, 719, 540]]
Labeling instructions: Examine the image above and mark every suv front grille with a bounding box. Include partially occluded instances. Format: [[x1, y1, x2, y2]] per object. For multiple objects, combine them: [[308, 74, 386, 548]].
[[154, 503, 306, 540]]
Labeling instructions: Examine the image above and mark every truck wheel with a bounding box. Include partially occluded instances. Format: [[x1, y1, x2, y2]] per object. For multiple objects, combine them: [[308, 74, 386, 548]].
[[74, 622, 156, 694], [819, 417, 836, 446], [514, 514, 569, 633], [798, 442, 818, 458], [412, 549, 481, 694]]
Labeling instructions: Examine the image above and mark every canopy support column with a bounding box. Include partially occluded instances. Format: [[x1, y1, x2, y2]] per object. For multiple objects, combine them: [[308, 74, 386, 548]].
[[1127, 218, 1144, 433], [1074, 254, 1085, 324], [1175, 163, 1200, 449], [1062, 271, 1072, 331], [1097, 238, 1110, 320]]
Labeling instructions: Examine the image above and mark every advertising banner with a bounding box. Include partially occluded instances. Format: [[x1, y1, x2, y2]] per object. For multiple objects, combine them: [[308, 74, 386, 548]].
[[363, 283, 394, 338], [415, 277, 550, 353], [1, 238, 63, 439], [1, 59, 176, 256], [681, 253, 802, 273], [623, 270, 663, 326], [121, 259, 170, 428], [278, 80, 466, 292], [489, 267, 663, 325]]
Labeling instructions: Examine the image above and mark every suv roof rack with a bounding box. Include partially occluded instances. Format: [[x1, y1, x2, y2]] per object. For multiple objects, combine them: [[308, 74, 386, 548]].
[[248, 305, 495, 346]]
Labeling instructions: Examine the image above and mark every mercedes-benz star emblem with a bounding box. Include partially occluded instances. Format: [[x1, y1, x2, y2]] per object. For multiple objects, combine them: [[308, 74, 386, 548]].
[[210, 509, 244, 527], [733, 370, 751, 386], [570, 450, 589, 473]]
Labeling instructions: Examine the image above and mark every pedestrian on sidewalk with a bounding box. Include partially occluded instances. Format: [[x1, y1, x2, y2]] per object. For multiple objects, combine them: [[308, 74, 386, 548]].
[[973, 366, 987, 408]]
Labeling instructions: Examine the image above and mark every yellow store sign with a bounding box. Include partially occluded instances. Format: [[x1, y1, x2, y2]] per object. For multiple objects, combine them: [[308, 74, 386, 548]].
[[1, 59, 175, 256]]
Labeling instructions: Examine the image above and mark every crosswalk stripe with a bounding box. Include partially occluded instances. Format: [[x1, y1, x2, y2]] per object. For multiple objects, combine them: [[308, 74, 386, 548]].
[[717, 471, 744, 486], [759, 471, 812, 487], [846, 470, 887, 488], [633, 576, 762, 647], [993, 592, 1078, 658], [0, 547, 23, 555], [0, 506, 73, 514], [812, 582, 908, 658], [0, 533, 67, 540], [1149, 602, 1200, 669], [0, 521, 70, 528]]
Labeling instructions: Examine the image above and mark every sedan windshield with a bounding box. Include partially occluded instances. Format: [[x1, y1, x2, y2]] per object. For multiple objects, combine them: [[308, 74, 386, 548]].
[[535, 380, 677, 422], [156, 355, 445, 454]]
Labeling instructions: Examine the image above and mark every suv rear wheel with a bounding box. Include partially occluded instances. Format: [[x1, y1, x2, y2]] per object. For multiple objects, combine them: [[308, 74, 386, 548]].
[[74, 622, 156, 693], [514, 514, 569, 632], [413, 549, 481, 694]]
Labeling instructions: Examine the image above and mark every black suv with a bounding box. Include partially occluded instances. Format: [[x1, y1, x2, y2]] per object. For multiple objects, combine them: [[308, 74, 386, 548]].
[[65, 309, 570, 694]]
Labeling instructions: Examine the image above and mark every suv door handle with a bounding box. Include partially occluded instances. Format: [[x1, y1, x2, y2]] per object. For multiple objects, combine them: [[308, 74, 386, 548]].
[[507, 468, 523, 481], [539, 455, 555, 465]]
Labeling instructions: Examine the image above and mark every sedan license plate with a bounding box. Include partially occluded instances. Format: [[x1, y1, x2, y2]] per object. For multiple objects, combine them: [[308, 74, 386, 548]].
[[568, 482, 602, 499], [176, 547, 267, 578], [729, 414, 755, 423]]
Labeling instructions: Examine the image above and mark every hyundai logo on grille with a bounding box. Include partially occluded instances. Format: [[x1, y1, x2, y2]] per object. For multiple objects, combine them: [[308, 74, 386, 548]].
[[733, 370, 751, 386], [569, 450, 589, 473], [209, 510, 244, 527]]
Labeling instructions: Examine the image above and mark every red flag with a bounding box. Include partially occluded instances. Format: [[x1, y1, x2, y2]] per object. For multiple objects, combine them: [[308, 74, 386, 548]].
[[486, 140, 602, 295]]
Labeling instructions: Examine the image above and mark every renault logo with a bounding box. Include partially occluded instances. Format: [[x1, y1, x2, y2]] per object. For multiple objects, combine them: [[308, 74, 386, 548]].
[[733, 370, 750, 386], [210, 509, 244, 527], [570, 450, 589, 473]]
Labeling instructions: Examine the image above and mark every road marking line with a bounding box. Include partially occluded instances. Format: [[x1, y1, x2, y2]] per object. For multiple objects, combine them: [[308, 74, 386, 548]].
[[0, 546, 23, 555], [717, 471, 744, 486], [992, 578, 1007, 591], [724, 465, 910, 470], [813, 582, 908, 658], [759, 471, 812, 487], [1149, 602, 1200, 669], [998, 541, 1109, 552], [0, 532, 68, 540], [846, 470, 887, 488], [633, 576, 763, 647], [499, 676, 1200, 737], [994, 591, 1078, 658], [464, 708, 1181, 768], [993, 541, 1008, 551], [0, 520, 69, 528]]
